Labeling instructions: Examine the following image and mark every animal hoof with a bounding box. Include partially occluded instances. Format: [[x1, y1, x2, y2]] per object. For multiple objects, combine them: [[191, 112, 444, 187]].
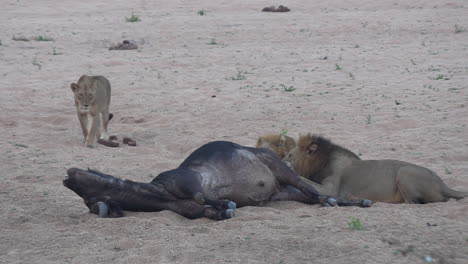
[[227, 201, 237, 210], [362, 199, 372, 207], [97, 201, 109, 218], [224, 209, 235, 219], [327, 198, 338, 206]]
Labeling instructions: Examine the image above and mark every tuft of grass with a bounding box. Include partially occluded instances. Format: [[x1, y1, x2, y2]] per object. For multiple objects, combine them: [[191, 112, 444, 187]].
[[454, 24, 465, 34], [280, 129, 288, 136], [34, 35, 54, 41], [197, 9, 207, 16], [32, 57, 42, 70], [348, 217, 363, 230], [50, 46, 63, 55], [434, 74, 450, 80], [280, 84, 296, 92], [208, 38, 218, 45], [125, 13, 141, 22], [335, 63, 342, 70], [227, 69, 247, 80], [12, 143, 28, 148]]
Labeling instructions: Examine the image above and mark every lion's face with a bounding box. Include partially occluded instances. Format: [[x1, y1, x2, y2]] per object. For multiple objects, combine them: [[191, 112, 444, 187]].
[[71, 83, 96, 113], [256, 134, 296, 159], [282, 135, 325, 178]]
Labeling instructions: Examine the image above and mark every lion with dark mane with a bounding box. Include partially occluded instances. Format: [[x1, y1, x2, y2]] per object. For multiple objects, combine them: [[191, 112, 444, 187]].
[[283, 134, 468, 203]]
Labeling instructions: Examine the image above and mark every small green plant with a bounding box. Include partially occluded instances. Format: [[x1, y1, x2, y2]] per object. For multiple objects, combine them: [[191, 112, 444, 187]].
[[444, 167, 452, 175], [32, 57, 42, 70], [348, 217, 363, 230], [335, 64, 342, 70], [34, 35, 53, 41], [280, 129, 288, 136], [227, 69, 247, 80], [50, 46, 63, 55], [454, 24, 465, 34], [280, 84, 296, 92], [208, 38, 218, 45], [434, 74, 450, 80], [197, 9, 207, 16], [125, 13, 141, 22]]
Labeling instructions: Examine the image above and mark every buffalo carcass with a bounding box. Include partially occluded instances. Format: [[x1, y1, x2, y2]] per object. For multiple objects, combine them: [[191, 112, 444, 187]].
[[64, 141, 371, 220]]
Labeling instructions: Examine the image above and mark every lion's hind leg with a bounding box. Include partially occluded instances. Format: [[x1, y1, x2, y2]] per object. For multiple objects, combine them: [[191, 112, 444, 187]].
[[396, 167, 447, 204]]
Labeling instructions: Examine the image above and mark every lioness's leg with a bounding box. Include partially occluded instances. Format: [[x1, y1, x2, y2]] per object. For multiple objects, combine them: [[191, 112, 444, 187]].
[[85, 114, 100, 148], [100, 109, 110, 140], [77, 112, 88, 141]]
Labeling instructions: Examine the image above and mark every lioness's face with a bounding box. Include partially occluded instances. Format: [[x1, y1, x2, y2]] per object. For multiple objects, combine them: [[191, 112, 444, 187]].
[[282, 148, 299, 170], [71, 83, 96, 113], [256, 135, 296, 159]]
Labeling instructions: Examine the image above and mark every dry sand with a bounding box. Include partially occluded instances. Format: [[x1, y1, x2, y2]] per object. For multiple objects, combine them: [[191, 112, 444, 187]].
[[1, 0, 468, 263]]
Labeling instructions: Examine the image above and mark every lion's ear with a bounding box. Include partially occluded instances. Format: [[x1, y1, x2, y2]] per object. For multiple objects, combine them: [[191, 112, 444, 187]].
[[256, 137, 263, 147], [308, 143, 318, 154], [70, 83, 79, 92], [279, 134, 286, 143]]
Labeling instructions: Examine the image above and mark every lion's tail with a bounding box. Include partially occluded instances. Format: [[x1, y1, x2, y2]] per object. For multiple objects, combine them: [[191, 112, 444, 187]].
[[442, 184, 468, 200]]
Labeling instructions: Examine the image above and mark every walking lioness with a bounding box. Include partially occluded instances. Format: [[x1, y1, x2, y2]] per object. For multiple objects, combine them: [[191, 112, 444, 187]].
[[283, 134, 468, 204], [70, 75, 112, 148]]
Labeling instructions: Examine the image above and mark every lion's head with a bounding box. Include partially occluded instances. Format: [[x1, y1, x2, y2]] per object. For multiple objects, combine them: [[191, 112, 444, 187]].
[[70, 75, 97, 114], [256, 134, 296, 159], [282, 134, 335, 181]]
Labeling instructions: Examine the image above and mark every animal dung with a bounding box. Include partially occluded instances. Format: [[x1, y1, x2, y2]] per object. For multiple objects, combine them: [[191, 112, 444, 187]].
[[109, 40, 138, 50], [97, 139, 119, 147], [123, 137, 137, 146], [261, 5, 290, 12]]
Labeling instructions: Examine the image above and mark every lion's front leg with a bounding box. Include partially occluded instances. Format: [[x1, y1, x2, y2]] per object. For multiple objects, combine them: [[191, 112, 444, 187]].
[[85, 114, 100, 148], [77, 112, 88, 141], [98, 110, 109, 140]]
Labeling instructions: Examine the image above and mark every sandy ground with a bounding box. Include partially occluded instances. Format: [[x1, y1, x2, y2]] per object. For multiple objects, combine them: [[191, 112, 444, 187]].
[[1, 0, 468, 263]]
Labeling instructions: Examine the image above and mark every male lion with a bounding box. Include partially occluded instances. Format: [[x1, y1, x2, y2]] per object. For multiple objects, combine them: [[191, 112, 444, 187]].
[[283, 134, 468, 203], [256, 133, 296, 159], [70, 75, 112, 148]]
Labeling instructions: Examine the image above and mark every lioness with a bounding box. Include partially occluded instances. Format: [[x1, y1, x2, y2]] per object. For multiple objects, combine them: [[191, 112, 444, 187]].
[[70, 75, 112, 148], [256, 134, 296, 159], [283, 134, 468, 204]]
